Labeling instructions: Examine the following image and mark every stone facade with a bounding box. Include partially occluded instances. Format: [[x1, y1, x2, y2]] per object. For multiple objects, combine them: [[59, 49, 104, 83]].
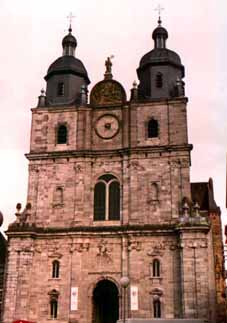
[[2, 21, 225, 323], [191, 180, 226, 323]]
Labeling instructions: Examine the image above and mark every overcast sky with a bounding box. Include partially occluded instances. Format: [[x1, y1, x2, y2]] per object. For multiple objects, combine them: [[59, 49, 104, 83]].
[[0, 0, 226, 233]]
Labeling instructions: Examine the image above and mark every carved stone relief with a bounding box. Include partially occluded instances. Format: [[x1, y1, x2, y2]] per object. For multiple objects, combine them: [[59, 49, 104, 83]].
[[70, 242, 90, 253], [74, 163, 83, 173], [147, 242, 166, 257], [127, 240, 142, 252], [129, 161, 146, 171], [48, 241, 63, 258], [96, 240, 112, 263]]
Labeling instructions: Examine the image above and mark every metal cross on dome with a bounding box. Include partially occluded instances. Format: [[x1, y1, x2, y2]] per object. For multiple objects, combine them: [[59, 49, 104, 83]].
[[154, 4, 164, 24], [67, 12, 76, 30]]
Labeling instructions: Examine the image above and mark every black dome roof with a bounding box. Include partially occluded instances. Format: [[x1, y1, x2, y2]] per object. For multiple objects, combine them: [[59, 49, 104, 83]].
[[139, 48, 184, 75], [45, 56, 90, 84], [62, 33, 77, 47], [152, 25, 168, 40]]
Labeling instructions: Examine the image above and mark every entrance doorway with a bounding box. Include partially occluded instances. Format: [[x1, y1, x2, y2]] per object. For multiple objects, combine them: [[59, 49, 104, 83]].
[[93, 279, 119, 323]]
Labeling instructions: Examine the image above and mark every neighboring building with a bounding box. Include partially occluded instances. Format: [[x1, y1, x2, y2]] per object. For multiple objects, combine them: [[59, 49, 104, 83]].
[[0, 212, 6, 323], [2, 18, 226, 323], [191, 179, 226, 323]]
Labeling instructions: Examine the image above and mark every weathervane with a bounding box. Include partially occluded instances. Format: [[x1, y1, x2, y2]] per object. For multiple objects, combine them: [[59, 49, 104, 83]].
[[155, 4, 164, 25], [67, 12, 76, 31]]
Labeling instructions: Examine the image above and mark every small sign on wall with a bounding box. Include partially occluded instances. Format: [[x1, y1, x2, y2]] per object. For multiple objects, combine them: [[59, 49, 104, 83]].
[[130, 286, 138, 310], [71, 287, 78, 311]]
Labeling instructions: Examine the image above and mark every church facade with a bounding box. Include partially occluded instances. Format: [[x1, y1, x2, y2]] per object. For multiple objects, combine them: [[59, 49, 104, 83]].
[[2, 19, 226, 323]]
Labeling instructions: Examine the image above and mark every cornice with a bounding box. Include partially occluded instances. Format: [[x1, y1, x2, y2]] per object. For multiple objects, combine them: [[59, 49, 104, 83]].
[[26, 144, 193, 161]]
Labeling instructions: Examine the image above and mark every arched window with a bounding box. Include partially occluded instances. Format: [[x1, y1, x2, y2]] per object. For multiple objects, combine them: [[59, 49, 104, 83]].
[[52, 260, 60, 278], [57, 125, 67, 144], [50, 299, 58, 319], [156, 73, 163, 88], [153, 299, 161, 318], [148, 119, 159, 138], [94, 174, 120, 221], [57, 82, 64, 96], [152, 259, 160, 277], [94, 182, 106, 221], [48, 289, 59, 319]]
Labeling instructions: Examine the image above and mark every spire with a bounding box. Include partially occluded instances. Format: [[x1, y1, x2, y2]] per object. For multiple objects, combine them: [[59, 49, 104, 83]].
[[104, 56, 114, 80]]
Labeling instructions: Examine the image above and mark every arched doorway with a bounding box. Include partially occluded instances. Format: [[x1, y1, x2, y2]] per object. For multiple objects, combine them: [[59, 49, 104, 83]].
[[93, 279, 119, 323]]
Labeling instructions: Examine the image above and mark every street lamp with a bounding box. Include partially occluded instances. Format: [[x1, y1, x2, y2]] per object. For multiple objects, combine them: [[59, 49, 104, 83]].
[[120, 276, 130, 323]]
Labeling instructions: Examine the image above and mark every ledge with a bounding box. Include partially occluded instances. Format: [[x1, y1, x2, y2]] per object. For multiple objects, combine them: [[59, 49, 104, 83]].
[[6, 221, 210, 238], [26, 144, 193, 160], [6, 223, 176, 236]]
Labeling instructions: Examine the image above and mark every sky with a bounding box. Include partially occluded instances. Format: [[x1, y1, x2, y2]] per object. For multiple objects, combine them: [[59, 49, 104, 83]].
[[0, 0, 226, 235]]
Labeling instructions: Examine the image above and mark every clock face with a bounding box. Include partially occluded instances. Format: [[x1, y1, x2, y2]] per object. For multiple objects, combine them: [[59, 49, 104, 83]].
[[95, 114, 120, 139]]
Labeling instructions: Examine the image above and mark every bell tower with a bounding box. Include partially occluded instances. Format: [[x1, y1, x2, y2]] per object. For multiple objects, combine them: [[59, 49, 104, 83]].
[[137, 18, 185, 100], [44, 26, 90, 106]]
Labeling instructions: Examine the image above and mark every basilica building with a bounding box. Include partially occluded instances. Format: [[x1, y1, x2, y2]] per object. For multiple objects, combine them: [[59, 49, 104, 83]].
[[2, 18, 226, 323]]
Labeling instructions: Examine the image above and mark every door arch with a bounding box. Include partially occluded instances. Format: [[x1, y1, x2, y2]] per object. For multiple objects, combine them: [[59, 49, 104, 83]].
[[92, 279, 119, 323]]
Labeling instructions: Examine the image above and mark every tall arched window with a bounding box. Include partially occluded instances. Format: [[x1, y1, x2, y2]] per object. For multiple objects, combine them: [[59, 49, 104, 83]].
[[52, 260, 60, 278], [48, 289, 59, 319], [148, 119, 159, 138], [156, 72, 163, 88], [153, 299, 161, 318], [57, 124, 67, 144], [152, 259, 160, 277], [50, 299, 58, 319], [94, 174, 120, 221]]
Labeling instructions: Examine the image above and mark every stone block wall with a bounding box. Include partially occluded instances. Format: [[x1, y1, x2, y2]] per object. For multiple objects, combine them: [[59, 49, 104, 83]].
[[3, 230, 214, 323]]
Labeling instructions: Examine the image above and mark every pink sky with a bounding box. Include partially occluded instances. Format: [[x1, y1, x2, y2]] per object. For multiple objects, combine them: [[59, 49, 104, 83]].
[[0, 0, 226, 233]]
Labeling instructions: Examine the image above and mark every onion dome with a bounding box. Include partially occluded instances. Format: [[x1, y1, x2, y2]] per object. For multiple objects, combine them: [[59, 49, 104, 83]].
[[152, 26, 168, 40], [137, 18, 185, 101], [152, 18, 168, 48], [62, 26, 77, 51], [44, 26, 90, 106]]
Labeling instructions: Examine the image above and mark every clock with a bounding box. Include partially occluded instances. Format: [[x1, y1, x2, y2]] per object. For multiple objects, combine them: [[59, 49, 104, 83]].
[[95, 114, 120, 139]]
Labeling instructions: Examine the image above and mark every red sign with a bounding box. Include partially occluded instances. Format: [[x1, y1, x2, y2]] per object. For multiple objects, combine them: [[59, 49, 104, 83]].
[[13, 320, 35, 323]]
